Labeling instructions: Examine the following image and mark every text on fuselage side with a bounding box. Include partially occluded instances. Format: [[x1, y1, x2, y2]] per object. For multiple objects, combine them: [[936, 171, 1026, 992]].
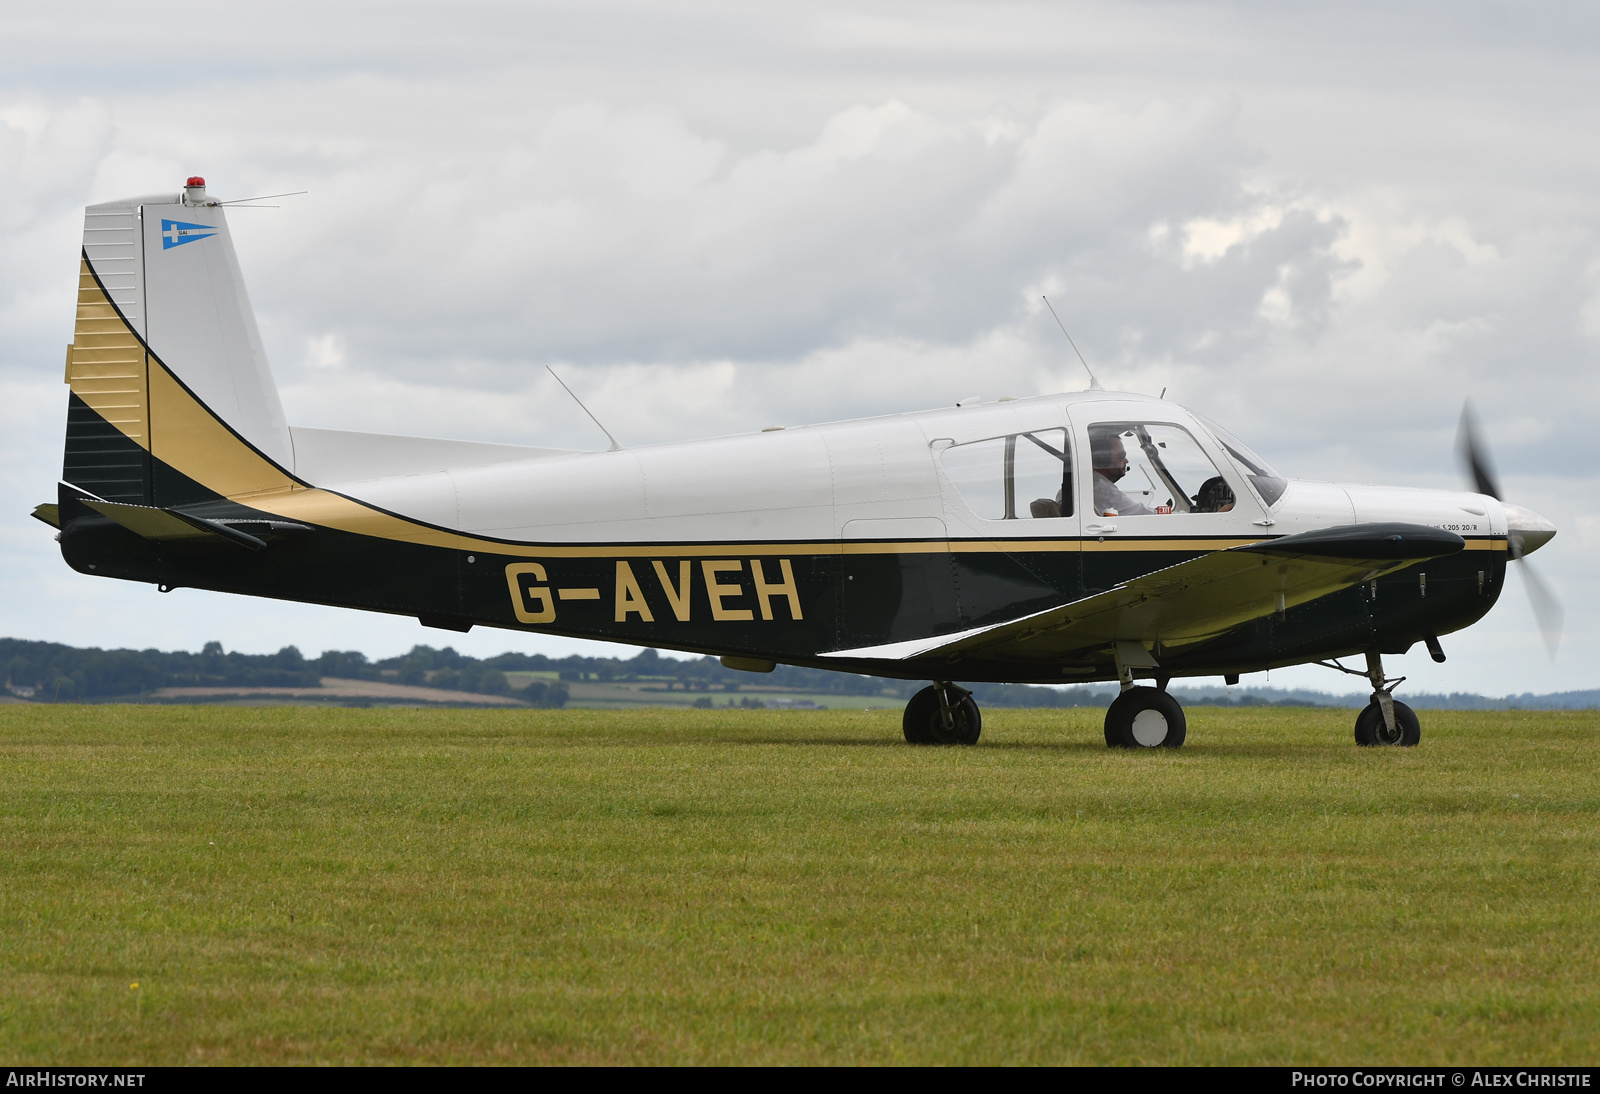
[[506, 559, 803, 625]]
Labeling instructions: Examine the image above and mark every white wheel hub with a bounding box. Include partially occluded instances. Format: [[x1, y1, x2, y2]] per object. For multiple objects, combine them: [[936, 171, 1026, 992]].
[[1131, 708, 1169, 747]]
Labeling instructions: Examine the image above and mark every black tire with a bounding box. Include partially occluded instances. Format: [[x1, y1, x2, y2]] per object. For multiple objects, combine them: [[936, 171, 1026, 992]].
[[902, 687, 936, 744], [1104, 686, 1187, 749], [902, 685, 982, 745], [1354, 700, 1421, 746]]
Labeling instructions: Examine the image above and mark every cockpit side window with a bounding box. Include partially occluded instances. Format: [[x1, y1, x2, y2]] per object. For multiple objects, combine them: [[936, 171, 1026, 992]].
[[940, 428, 1073, 521], [1086, 422, 1234, 517]]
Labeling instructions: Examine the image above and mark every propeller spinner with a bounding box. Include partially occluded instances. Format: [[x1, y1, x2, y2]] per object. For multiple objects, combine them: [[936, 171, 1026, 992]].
[[1457, 403, 1562, 655]]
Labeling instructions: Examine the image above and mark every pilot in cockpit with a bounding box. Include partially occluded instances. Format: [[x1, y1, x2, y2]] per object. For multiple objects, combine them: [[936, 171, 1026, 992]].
[[1090, 429, 1154, 517]]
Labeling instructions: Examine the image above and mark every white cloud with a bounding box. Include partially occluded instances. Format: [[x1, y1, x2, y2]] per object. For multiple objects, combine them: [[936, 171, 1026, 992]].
[[1182, 206, 1287, 265]]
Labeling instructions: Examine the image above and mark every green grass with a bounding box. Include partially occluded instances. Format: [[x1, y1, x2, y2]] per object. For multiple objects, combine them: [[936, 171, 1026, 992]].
[[1, 704, 1597, 1065], [501, 670, 909, 709]]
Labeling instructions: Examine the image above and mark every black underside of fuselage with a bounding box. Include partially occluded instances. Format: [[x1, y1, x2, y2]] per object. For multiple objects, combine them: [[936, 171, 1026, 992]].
[[56, 412, 1507, 685]]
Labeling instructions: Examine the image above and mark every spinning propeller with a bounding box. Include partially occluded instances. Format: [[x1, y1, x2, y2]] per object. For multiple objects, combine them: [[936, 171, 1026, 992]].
[[1457, 403, 1562, 656]]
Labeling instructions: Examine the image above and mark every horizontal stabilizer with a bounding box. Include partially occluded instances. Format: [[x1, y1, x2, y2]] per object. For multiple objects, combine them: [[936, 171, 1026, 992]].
[[824, 522, 1466, 666], [31, 504, 61, 529], [82, 499, 308, 551]]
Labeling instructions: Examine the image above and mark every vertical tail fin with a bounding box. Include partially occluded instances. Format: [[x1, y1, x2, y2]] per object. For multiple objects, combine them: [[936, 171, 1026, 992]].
[[64, 178, 293, 505]]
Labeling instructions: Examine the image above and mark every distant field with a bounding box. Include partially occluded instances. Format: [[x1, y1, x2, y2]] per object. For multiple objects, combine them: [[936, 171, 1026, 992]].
[[1, 705, 1597, 1065], [74, 672, 908, 711], [503, 672, 906, 711], [147, 676, 527, 707]]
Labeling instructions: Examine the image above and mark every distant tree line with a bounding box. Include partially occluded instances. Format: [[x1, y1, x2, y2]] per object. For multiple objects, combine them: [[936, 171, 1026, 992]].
[[3, 638, 321, 701], [2, 637, 1081, 707], [8, 637, 1590, 709], [0, 638, 557, 706], [3, 638, 937, 705]]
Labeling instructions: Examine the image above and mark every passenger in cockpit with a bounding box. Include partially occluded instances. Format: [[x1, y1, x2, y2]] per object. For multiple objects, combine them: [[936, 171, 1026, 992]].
[[1090, 429, 1154, 517], [1193, 475, 1236, 513]]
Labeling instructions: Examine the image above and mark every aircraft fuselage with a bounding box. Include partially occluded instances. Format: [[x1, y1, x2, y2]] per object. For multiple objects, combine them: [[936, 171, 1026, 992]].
[[57, 391, 1508, 685]]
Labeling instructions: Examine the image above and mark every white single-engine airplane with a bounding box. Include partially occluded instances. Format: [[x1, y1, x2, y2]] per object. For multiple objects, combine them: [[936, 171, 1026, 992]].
[[35, 178, 1561, 747]]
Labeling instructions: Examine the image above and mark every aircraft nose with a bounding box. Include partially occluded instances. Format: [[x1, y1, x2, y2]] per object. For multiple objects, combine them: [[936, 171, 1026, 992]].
[[1503, 502, 1557, 556]]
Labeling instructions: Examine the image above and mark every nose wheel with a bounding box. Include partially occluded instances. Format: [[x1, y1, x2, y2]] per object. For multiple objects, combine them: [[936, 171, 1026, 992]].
[[1355, 698, 1420, 746], [903, 683, 981, 745]]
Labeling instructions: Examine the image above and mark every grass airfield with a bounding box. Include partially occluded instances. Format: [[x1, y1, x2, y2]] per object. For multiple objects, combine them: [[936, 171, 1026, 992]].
[[1, 704, 1597, 1066]]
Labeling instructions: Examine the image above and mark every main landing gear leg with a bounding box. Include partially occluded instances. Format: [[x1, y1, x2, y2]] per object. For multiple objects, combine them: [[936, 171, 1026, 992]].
[[902, 682, 982, 745], [1103, 653, 1186, 749], [1353, 650, 1420, 747]]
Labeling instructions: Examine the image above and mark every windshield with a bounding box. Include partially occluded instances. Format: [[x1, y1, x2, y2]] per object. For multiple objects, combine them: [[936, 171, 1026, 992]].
[[1190, 412, 1288, 507]]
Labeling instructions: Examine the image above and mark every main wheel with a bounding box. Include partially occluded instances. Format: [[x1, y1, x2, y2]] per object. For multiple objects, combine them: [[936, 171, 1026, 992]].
[[1354, 700, 1420, 746], [902, 686, 982, 745], [1104, 686, 1187, 749]]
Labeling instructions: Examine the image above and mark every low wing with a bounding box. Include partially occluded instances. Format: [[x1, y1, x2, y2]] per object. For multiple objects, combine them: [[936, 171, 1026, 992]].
[[823, 522, 1465, 666]]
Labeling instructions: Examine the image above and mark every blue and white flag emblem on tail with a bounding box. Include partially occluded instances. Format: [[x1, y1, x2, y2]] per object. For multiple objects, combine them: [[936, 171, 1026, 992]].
[[161, 219, 219, 249]]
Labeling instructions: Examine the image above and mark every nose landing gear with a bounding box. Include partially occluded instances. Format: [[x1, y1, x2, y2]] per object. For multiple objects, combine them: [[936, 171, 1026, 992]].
[[902, 682, 982, 745], [1315, 649, 1425, 746], [1354, 650, 1420, 747]]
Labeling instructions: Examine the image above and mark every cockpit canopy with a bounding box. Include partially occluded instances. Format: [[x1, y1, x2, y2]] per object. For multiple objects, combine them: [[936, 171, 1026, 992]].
[[929, 395, 1288, 525]]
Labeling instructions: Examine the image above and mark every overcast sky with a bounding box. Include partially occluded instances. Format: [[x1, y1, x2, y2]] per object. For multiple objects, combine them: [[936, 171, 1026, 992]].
[[2, 1, 1595, 696]]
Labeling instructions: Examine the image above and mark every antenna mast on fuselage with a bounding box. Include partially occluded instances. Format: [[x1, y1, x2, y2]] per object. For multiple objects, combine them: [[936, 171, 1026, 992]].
[[1041, 295, 1102, 391], [546, 366, 624, 452]]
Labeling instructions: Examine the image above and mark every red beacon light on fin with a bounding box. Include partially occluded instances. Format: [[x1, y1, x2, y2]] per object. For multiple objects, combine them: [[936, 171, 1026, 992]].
[[186, 176, 205, 187]]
